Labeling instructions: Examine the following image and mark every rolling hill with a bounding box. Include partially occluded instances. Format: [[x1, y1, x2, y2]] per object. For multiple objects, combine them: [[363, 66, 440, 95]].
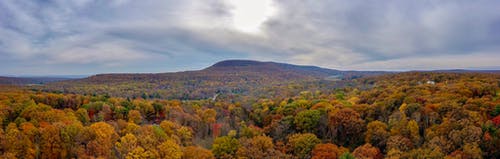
[[0, 76, 73, 85], [37, 60, 386, 100]]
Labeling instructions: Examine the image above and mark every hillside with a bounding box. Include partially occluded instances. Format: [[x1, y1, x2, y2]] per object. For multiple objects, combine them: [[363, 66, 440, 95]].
[[1, 72, 499, 158], [38, 60, 385, 100], [204, 60, 341, 78], [0, 76, 72, 85], [73, 60, 340, 84]]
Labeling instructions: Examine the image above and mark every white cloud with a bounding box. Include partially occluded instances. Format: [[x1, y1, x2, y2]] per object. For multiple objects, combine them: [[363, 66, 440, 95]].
[[0, 0, 499, 75], [226, 0, 277, 34]]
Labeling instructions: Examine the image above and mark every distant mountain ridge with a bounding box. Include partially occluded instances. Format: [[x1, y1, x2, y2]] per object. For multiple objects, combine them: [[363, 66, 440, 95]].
[[426, 69, 500, 74], [207, 59, 338, 73], [4, 60, 498, 87], [208, 60, 269, 67], [12, 59, 500, 100], [75, 60, 348, 83], [39, 60, 379, 99], [203, 60, 343, 79], [0, 76, 74, 85]]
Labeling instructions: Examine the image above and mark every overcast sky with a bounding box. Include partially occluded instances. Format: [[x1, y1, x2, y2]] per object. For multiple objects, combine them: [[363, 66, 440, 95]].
[[1, 0, 500, 75]]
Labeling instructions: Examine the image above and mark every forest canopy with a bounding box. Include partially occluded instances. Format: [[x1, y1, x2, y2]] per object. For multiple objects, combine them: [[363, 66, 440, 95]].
[[0, 72, 499, 158]]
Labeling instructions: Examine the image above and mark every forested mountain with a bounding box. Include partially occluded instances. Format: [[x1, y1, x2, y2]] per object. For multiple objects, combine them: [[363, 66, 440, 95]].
[[2, 0, 498, 158], [0, 72, 499, 158], [0, 76, 73, 85], [38, 60, 387, 100], [2, 60, 500, 159]]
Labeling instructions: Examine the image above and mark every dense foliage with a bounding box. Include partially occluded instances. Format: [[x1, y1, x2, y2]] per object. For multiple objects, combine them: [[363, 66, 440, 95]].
[[1, 72, 499, 158]]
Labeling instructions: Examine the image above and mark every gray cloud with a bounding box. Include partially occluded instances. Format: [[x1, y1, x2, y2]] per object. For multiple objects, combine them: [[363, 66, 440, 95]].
[[260, 0, 500, 66], [0, 0, 499, 75]]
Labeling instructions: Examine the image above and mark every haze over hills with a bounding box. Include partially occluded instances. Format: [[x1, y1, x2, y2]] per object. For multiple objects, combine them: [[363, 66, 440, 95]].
[[0, 76, 77, 85]]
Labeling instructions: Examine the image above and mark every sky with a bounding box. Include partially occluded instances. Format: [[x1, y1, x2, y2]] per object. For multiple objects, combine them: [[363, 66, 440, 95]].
[[1, 0, 500, 75]]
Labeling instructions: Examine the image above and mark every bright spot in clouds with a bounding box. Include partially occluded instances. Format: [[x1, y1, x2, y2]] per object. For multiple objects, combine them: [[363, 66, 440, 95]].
[[227, 0, 276, 34], [1, 0, 500, 75]]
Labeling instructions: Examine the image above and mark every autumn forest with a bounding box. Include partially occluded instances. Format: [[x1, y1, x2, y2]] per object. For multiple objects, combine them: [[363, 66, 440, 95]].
[[2, 0, 500, 158], [1, 61, 500, 159]]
